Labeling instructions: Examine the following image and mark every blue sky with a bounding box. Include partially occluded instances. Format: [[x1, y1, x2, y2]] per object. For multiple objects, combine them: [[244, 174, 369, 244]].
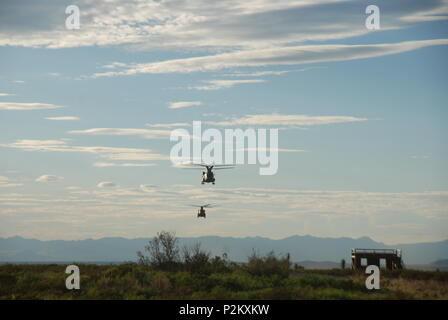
[[0, 0, 447, 243]]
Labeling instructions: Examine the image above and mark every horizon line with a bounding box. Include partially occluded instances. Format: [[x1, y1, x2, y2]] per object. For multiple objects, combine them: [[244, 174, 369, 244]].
[[2, 234, 447, 246]]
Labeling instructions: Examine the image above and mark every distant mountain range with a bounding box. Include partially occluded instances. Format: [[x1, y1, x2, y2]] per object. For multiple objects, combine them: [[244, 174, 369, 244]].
[[1, 236, 447, 267]]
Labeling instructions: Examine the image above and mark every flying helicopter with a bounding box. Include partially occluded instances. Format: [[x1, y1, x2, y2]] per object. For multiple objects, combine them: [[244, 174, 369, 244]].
[[179, 163, 235, 184], [191, 204, 215, 218]]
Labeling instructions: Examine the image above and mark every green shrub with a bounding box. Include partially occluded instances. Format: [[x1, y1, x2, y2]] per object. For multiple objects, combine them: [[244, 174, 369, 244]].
[[246, 250, 291, 278]]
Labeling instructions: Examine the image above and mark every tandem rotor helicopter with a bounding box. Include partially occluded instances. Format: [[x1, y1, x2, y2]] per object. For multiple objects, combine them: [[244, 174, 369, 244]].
[[177, 162, 234, 218], [199, 164, 235, 184], [191, 204, 216, 218], [178, 162, 235, 185]]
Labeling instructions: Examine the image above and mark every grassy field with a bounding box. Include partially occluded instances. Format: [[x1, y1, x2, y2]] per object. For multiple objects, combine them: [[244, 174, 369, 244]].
[[1, 263, 447, 300], [2, 233, 446, 300]]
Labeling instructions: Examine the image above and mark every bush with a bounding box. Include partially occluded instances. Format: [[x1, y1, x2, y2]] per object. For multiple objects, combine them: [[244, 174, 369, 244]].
[[137, 231, 180, 271], [151, 272, 172, 293], [182, 243, 211, 274], [1, 263, 447, 299], [246, 250, 291, 278]]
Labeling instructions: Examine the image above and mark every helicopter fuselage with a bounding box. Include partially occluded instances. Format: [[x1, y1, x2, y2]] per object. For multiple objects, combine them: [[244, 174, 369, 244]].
[[197, 207, 206, 218], [201, 168, 215, 184]]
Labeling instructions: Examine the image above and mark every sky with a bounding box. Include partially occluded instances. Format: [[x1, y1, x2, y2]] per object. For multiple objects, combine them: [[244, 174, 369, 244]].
[[0, 0, 447, 244]]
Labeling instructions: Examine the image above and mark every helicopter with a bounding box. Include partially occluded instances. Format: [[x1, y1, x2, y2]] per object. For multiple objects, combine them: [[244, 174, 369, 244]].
[[181, 163, 235, 184], [191, 204, 215, 218]]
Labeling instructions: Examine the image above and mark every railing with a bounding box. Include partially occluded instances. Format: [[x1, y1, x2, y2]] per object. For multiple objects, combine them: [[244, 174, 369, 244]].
[[351, 248, 401, 256]]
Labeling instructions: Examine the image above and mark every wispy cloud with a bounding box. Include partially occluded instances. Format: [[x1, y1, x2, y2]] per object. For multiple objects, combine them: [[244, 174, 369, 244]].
[[69, 128, 172, 139], [45, 116, 79, 121], [399, 3, 448, 23], [235, 147, 306, 153], [168, 101, 202, 109], [97, 181, 116, 188], [99, 62, 128, 69], [92, 39, 448, 77], [0, 176, 23, 188], [228, 71, 289, 77], [35, 175, 63, 183], [0, 93, 15, 97], [0, 102, 63, 110], [139, 184, 159, 192], [226, 67, 325, 77], [0, 139, 168, 162], [205, 114, 368, 127], [94, 162, 157, 167], [191, 79, 265, 90], [2, 185, 446, 242], [1, 0, 446, 50], [146, 122, 191, 128]]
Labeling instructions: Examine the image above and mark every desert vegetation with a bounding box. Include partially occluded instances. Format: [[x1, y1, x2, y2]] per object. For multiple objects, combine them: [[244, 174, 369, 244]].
[[0, 232, 447, 300]]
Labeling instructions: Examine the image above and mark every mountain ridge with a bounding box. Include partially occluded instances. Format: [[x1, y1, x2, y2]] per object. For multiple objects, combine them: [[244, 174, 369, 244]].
[[1, 235, 447, 265]]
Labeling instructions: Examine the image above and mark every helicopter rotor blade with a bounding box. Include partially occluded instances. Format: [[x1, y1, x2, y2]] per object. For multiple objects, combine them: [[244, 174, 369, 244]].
[[173, 161, 207, 169], [190, 204, 216, 208]]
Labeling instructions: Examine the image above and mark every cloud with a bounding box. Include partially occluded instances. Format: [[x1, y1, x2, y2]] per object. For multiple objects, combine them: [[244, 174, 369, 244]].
[[228, 71, 290, 77], [205, 114, 368, 127], [2, 185, 446, 243], [235, 148, 306, 153], [1, 0, 447, 51], [0, 93, 15, 97], [35, 175, 63, 182], [99, 62, 128, 69], [14, 80, 25, 84], [168, 101, 202, 109], [92, 39, 448, 77], [0, 176, 23, 188], [191, 79, 266, 90], [226, 67, 325, 77], [65, 186, 82, 191], [0, 102, 63, 110], [146, 122, 191, 128], [1, 139, 168, 162], [139, 184, 159, 192], [94, 162, 157, 167], [68, 128, 172, 139], [97, 181, 116, 188], [45, 116, 79, 121], [399, 2, 448, 23]]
